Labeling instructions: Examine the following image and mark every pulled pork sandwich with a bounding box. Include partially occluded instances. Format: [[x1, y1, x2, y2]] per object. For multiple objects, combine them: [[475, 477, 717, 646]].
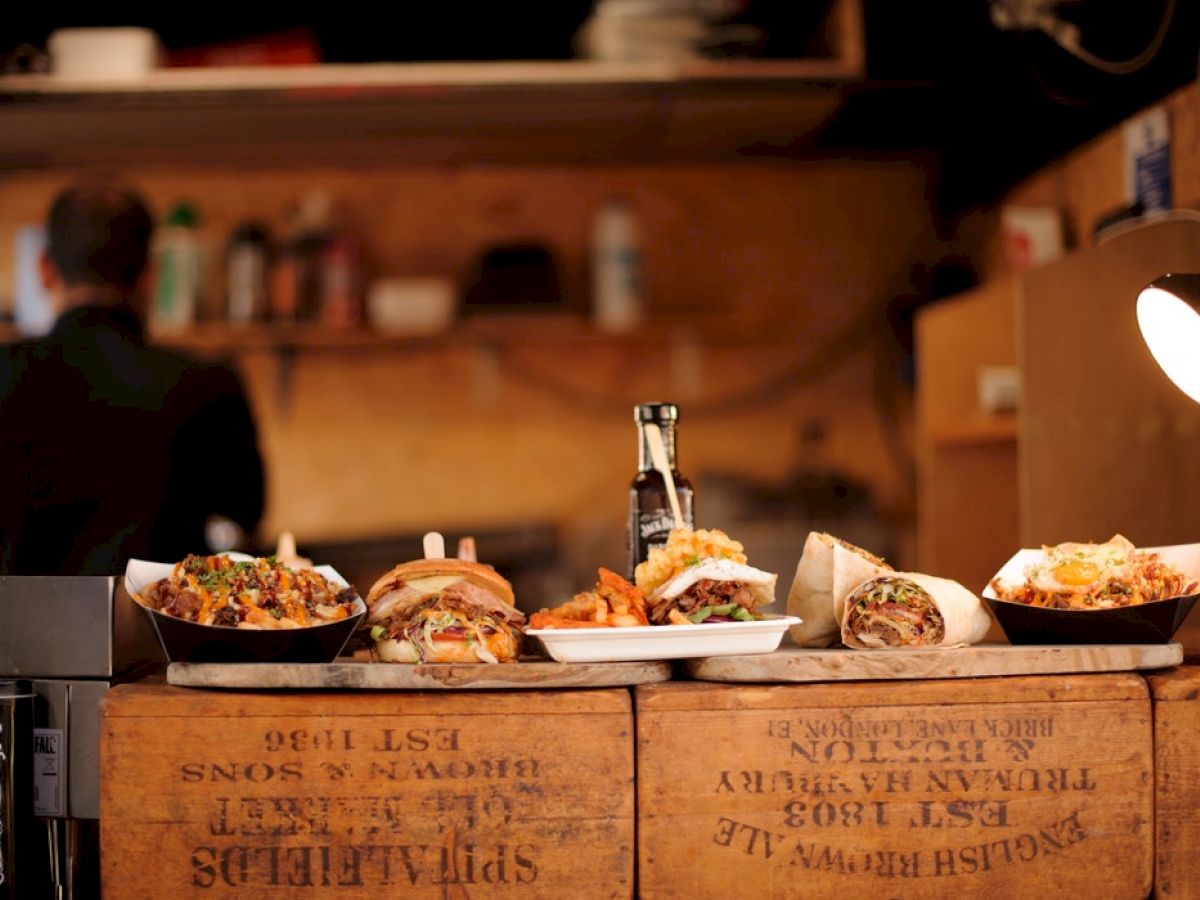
[[365, 558, 525, 663], [634, 528, 777, 625]]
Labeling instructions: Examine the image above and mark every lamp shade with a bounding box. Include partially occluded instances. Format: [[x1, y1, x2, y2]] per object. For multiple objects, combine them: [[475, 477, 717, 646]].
[[1136, 273, 1200, 404]]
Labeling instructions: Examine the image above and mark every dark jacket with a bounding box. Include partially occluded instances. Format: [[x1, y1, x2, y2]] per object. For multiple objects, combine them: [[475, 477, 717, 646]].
[[0, 303, 264, 574]]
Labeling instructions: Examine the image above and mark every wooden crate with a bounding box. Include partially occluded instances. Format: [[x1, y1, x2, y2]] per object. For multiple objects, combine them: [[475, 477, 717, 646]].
[[101, 683, 634, 899], [1148, 665, 1200, 897], [636, 675, 1152, 899]]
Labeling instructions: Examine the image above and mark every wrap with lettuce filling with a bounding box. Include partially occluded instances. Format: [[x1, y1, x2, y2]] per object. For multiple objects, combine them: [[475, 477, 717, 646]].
[[841, 572, 990, 649], [787, 532, 891, 648]]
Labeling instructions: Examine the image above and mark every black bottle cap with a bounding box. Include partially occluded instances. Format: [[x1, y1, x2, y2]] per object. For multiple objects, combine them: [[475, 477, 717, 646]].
[[635, 402, 679, 423]]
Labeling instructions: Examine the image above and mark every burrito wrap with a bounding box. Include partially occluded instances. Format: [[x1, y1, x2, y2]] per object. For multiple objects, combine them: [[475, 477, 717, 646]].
[[787, 532, 891, 648], [841, 571, 991, 649]]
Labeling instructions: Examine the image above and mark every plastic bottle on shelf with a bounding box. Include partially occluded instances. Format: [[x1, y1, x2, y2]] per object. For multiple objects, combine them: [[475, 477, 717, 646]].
[[270, 191, 330, 323], [269, 213, 300, 324], [225, 223, 271, 325], [152, 202, 202, 329], [591, 197, 644, 333], [319, 232, 363, 328]]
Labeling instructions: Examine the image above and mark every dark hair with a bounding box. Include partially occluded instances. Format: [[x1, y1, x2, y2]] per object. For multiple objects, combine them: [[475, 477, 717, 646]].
[[46, 181, 155, 293]]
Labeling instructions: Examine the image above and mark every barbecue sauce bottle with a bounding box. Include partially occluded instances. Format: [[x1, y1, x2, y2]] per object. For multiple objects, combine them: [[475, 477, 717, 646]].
[[628, 402, 695, 579]]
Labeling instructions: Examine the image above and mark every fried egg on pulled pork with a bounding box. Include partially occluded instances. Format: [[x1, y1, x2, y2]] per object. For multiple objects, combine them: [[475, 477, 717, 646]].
[[1025, 534, 1136, 595]]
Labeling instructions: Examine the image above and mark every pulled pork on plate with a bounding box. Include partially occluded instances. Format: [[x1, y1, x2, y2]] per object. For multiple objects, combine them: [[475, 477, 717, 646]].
[[988, 534, 1197, 610], [634, 528, 777, 626], [137, 554, 359, 629]]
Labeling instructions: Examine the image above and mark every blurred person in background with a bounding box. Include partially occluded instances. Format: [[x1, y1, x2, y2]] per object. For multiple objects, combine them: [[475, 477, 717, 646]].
[[0, 178, 264, 574]]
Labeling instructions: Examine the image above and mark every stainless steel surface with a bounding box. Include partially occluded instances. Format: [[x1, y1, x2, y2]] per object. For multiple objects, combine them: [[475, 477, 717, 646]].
[[33, 683, 69, 823], [0, 579, 154, 897], [30, 679, 135, 896], [0, 680, 37, 899], [41, 818, 96, 900], [32, 680, 113, 821], [64, 683, 103, 823], [45, 821, 60, 900], [0, 576, 163, 678]]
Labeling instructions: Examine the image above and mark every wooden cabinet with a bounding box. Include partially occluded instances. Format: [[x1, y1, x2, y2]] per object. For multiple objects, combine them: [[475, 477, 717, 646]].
[[916, 217, 1200, 646], [915, 276, 1020, 599], [1148, 665, 1200, 898], [637, 676, 1153, 898], [101, 683, 636, 898]]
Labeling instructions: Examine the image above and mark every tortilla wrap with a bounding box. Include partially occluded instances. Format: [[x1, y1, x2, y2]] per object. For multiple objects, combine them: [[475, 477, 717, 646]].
[[841, 572, 991, 649], [787, 532, 891, 648]]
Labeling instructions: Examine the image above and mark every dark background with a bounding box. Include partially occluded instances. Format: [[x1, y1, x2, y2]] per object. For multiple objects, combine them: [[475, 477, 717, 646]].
[[3, 1, 1197, 211]]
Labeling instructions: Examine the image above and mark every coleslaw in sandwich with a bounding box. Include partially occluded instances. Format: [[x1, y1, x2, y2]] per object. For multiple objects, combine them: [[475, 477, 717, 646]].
[[365, 558, 525, 663]]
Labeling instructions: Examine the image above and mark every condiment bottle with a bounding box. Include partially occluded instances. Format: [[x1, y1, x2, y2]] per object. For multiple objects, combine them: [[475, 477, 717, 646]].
[[225, 222, 271, 325], [152, 201, 202, 329], [269, 191, 330, 323], [318, 232, 363, 327], [628, 401, 695, 579], [592, 198, 644, 333]]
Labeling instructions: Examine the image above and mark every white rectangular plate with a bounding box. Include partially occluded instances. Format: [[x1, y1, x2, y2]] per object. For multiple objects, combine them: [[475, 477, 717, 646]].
[[525, 616, 801, 663]]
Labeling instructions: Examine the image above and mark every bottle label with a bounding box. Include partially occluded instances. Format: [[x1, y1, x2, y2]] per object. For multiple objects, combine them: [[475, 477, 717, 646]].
[[638, 509, 677, 543], [628, 489, 694, 578], [33, 727, 63, 817]]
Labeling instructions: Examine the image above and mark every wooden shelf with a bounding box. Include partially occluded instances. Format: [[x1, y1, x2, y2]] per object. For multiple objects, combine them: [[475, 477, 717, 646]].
[[0, 57, 860, 96], [162, 315, 794, 352], [0, 8, 864, 169], [3, 314, 793, 354], [928, 417, 1019, 449]]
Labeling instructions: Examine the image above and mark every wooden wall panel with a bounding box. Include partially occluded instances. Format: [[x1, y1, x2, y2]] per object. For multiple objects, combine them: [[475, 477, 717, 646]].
[[963, 80, 1200, 283], [919, 444, 1018, 620], [0, 162, 933, 336], [242, 342, 901, 547], [1020, 217, 1200, 547], [914, 277, 1018, 434], [0, 162, 936, 553], [915, 277, 1019, 599]]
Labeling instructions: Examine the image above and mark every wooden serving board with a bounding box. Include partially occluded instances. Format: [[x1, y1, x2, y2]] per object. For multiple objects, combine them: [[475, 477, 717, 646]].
[[167, 657, 673, 690], [685, 642, 1182, 683]]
